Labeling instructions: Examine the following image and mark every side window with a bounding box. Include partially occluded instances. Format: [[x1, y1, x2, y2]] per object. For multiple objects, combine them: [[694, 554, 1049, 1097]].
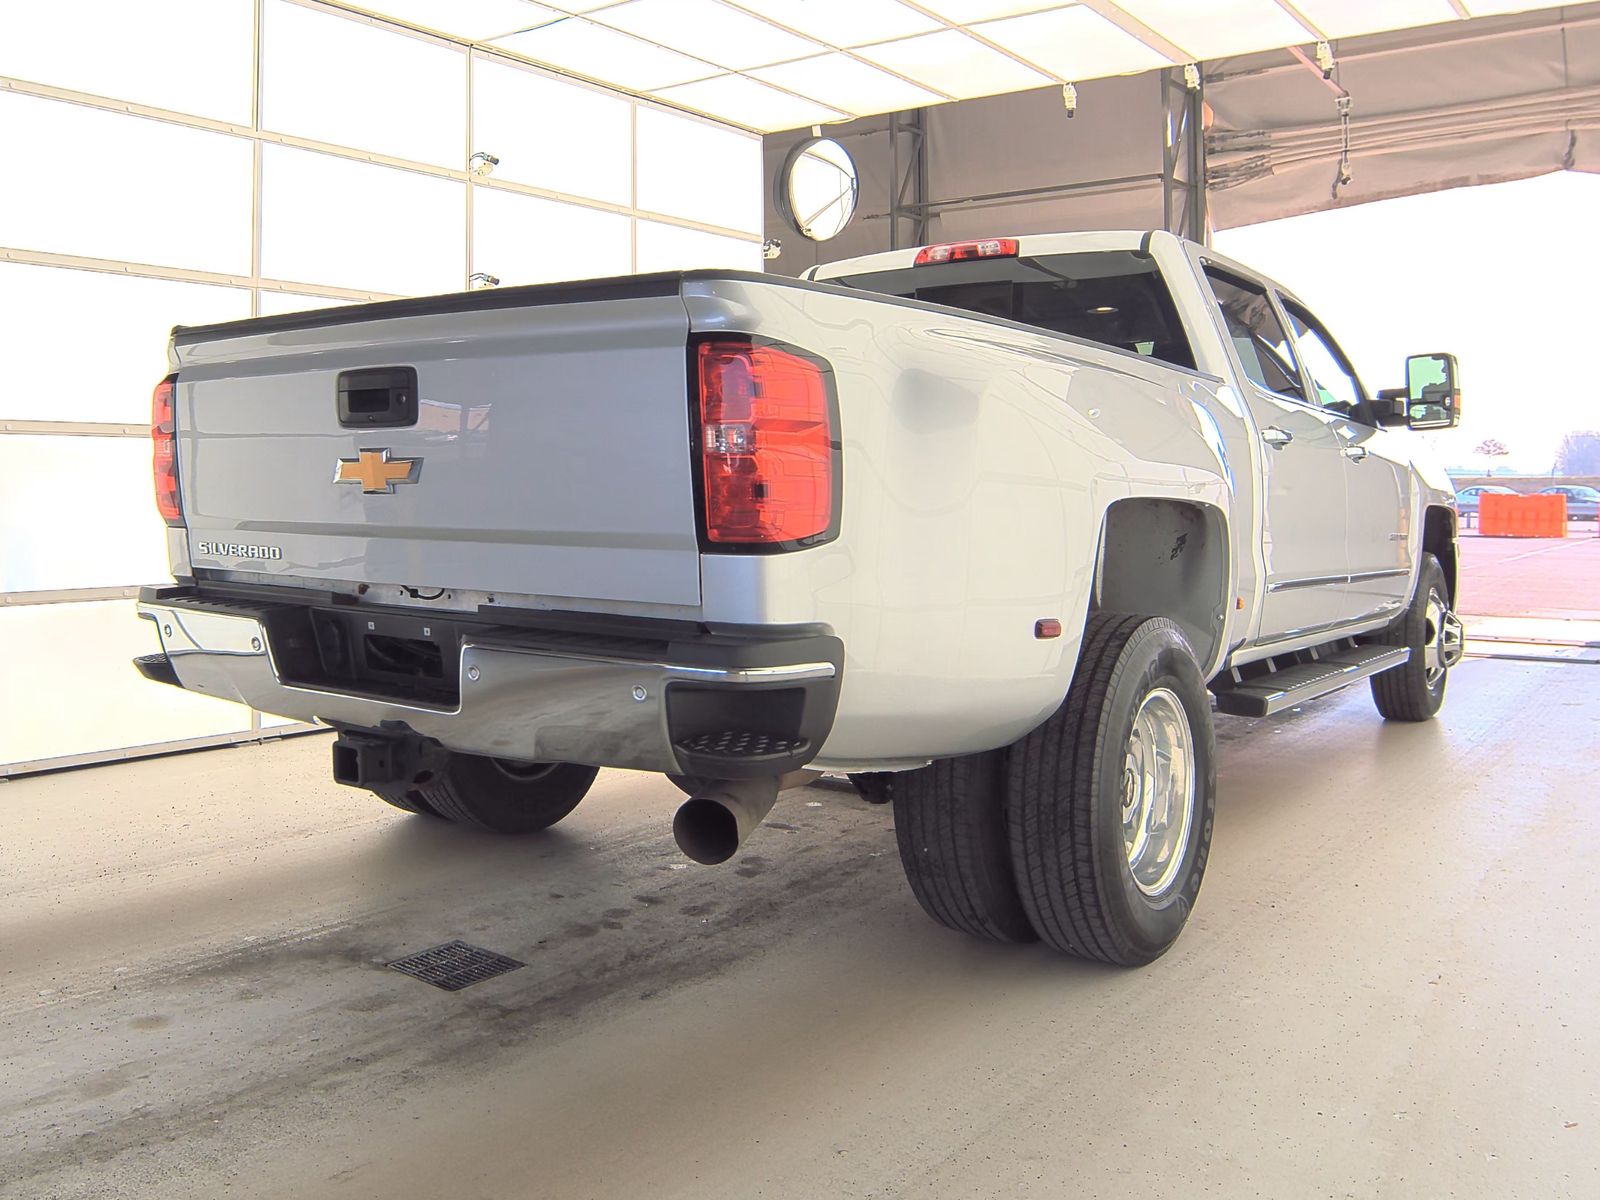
[[1203, 268, 1304, 401], [1282, 300, 1365, 418]]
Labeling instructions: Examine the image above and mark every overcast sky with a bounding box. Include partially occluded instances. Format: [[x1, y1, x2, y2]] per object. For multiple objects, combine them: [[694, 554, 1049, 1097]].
[[1213, 170, 1600, 476]]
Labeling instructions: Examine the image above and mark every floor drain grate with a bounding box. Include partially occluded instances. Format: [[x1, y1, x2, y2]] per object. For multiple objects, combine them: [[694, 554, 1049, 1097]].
[[387, 940, 524, 991]]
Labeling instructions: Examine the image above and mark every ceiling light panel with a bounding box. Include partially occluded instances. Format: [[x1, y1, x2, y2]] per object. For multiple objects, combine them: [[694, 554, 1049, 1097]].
[[854, 29, 1052, 99], [492, 18, 718, 90], [356, 0, 559, 41], [591, 0, 822, 71], [652, 73, 848, 131], [1458, 1, 1567, 13], [726, 0, 941, 48], [1109, 0, 1315, 60], [977, 6, 1175, 78], [751, 53, 947, 115], [911, 1, 1069, 20], [1289, 0, 1459, 39]]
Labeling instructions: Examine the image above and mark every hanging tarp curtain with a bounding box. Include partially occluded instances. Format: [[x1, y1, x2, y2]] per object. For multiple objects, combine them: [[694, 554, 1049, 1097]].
[[1205, 4, 1600, 229]]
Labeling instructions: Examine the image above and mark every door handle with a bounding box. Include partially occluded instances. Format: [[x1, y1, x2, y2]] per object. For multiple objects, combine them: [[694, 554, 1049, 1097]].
[[337, 366, 418, 429], [1260, 426, 1294, 449], [1343, 445, 1370, 462]]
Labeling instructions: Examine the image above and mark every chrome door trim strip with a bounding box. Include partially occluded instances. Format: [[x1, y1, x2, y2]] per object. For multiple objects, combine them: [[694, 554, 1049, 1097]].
[[1265, 573, 1347, 593], [1267, 567, 1409, 593]]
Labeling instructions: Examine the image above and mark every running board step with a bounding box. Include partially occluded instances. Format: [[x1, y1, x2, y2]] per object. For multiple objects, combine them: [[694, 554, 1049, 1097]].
[[1211, 645, 1411, 718]]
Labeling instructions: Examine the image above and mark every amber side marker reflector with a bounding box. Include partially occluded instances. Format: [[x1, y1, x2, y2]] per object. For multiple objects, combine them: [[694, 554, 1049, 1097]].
[[1035, 619, 1062, 639]]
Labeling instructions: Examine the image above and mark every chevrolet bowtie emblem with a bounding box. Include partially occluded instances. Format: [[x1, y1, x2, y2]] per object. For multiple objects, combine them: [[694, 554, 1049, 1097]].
[[334, 448, 422, 494]]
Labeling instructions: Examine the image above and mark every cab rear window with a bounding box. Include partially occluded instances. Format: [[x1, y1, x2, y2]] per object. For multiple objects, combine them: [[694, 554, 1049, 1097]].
[[832, 250, 1195, 370]]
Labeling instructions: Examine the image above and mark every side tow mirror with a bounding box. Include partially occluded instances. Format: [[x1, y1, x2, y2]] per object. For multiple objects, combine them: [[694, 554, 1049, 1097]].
[[1404, 352, 1460, 429]]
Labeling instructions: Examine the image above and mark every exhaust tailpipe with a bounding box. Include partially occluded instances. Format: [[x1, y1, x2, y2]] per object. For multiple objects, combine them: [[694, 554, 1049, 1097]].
[[672, 777, 783, 866]]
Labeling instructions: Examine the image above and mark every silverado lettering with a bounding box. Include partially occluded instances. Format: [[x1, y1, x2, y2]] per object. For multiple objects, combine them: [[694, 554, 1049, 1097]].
[[195, 542, 283, 560]]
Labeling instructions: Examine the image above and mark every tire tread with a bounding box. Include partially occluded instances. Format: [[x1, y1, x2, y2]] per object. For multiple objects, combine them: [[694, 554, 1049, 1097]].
[[1370, 554, 1448, 722], [1007, 613, 1175, 964], [415, 757, 597, 833], [893, 753, 1035, 944]]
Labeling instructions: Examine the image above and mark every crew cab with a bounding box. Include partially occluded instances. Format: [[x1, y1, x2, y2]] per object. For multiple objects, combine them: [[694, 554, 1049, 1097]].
[[133, 230, 1464, 966]]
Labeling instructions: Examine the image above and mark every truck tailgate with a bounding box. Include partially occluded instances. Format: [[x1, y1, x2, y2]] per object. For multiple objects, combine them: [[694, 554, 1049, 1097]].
[[171, 286, 701, 608]]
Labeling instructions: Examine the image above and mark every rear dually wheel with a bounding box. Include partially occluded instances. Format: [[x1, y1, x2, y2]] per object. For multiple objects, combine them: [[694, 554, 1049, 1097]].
[[1006, 614, 1217, 966]]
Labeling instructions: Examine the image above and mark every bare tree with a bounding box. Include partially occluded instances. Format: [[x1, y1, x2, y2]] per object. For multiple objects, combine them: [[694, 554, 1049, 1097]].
[[1474, 438, 1509, 474], [1553, 431, 1600, 476]]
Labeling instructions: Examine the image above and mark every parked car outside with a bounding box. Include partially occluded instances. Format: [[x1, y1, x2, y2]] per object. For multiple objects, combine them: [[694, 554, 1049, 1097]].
[[1538, 484, 1600, 521], [1455, 484, 1516, 516]]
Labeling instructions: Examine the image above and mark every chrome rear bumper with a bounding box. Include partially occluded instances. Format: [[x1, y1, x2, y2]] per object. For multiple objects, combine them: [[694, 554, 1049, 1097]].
[[136, 594, 840, 776]]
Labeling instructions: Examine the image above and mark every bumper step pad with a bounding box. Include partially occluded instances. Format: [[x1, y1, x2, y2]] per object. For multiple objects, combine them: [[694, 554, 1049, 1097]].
[[673, 730, 809, 761]]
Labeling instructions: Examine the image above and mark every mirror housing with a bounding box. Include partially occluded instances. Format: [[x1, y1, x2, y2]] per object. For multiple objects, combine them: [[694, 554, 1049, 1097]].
[[1371, 387, 1409, 427], [1404, 353, 1460, 429]]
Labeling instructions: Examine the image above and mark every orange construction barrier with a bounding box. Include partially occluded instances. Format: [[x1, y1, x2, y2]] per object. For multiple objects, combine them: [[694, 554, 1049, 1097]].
[[1479, 493, 1567, 538]]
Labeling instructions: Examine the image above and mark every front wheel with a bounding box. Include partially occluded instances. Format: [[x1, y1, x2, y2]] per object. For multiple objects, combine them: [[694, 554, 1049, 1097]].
[[1370, 552, 1460, 722], [1006, 614, 1217, 966]]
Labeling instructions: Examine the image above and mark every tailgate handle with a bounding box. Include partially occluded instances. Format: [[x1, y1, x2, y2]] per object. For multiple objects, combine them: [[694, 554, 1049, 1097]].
[[337, 366, 418, 428]]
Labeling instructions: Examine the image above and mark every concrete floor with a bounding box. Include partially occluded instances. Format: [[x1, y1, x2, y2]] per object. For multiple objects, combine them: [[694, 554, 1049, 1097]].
[[2, 656, 1597, 1199]]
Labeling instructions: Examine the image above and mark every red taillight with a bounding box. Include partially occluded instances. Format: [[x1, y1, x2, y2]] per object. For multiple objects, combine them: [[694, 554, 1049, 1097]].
[[152, 374, 181, 526], [694, 339, 836, 547], [913, 238, 1019, 266]]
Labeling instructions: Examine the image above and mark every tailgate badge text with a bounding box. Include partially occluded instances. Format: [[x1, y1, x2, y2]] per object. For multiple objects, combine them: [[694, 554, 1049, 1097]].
[[196, 541, 282, 561]]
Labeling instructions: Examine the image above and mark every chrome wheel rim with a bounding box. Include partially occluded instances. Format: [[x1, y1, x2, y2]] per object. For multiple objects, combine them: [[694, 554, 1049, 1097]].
[[1121, 688, 1196, 899], [490, 758, 559, 782], [1422, 589, 1463, 686]]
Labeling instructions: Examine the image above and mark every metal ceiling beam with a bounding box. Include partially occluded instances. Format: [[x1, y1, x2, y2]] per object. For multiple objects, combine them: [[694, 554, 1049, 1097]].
[[1078, 1, 1198, 62]]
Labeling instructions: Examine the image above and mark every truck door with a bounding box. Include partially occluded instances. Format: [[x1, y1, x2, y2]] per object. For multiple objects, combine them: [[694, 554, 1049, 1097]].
[[1203, 268, 1350, 644], [1279, 298, 1414, 625]]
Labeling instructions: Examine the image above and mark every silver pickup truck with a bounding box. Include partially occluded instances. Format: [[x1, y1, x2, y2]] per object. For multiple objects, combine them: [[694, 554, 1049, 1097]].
[[135, 230, 1463, 966]]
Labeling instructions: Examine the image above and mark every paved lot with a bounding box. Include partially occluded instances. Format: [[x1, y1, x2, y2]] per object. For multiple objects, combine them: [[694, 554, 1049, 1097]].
[[3, 657, 1597, 1199], [1459, 529, 1600, 619]]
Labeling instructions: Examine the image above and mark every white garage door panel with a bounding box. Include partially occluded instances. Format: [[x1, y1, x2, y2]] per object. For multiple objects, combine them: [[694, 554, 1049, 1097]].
[[635, 220, 762, 272], [0, 93, 253, 274], [0, 265, 250, 424], [472, 59, 633, 206], [472, 187, 632, 285], [0, 0, 254, 123], [0, 437, 171, 593], [255, 291, 358, 317], [259, 144, 465, 296], [0, 10, 764, 773], [0, 601, 251, 768], [262, 1, 467, 169], [635, 107, 762, 234]]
